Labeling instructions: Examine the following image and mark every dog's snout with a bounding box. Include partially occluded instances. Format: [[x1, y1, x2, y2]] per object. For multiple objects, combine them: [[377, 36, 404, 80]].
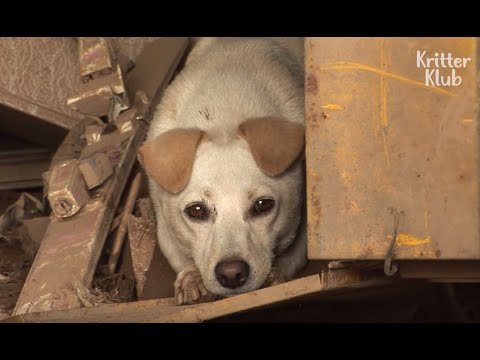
[[215, 258, 250, 289]]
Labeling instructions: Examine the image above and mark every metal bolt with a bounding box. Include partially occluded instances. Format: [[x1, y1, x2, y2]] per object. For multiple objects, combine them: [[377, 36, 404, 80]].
[[53, 198, 73, 216]]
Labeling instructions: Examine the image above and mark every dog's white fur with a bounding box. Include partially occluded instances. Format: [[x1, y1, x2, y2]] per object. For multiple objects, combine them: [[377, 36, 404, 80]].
[[144, 37, 307, 303]]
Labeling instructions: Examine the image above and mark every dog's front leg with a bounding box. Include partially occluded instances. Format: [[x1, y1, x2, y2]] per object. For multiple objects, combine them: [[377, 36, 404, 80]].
[[174, 264, 219, 305]]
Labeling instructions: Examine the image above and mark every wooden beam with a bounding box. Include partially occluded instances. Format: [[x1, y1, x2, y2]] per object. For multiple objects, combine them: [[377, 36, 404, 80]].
[[6, 275, 322, 322], [4, 270, 389, 323]]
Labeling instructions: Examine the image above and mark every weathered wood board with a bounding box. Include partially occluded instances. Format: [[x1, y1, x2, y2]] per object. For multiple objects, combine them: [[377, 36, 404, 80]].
[[4, 273, 390, 323]]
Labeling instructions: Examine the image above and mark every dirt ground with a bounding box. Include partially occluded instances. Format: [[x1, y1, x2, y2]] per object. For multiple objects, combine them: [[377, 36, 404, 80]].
[[0, 190, 38, 319], [0, 240, 34, 320]]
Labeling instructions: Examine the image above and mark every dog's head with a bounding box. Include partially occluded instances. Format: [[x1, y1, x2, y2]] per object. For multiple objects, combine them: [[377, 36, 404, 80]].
[[138, 117, 305, 296]]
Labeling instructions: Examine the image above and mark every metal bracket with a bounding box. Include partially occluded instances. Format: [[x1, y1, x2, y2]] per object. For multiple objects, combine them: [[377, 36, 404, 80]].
[[384, 209, 401, 276]]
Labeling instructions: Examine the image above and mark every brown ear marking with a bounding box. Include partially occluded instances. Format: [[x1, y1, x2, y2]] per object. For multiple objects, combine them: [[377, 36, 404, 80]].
[[238, 117, 305, 176], [138, 128, 205, 194]]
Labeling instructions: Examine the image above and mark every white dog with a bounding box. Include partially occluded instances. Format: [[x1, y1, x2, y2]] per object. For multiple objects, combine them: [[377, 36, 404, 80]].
[[138, 37, 307, 305]]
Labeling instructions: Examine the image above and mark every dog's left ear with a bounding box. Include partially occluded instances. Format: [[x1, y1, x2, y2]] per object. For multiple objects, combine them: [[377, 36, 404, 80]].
[[137, 128, 205, 194], [238, 117, 305, 176]]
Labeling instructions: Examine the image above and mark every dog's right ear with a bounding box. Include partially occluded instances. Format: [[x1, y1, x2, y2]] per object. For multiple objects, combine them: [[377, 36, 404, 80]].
[[138, 129, 205, 194], [238, 117, 305, 177]]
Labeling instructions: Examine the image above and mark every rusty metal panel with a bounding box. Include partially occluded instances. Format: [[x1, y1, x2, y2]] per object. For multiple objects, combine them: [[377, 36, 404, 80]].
[[306, 37, 479, 260]]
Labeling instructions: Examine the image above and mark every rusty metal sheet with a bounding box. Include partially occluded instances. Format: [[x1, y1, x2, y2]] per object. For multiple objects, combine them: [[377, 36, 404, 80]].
[[306, 37, 479, 260]]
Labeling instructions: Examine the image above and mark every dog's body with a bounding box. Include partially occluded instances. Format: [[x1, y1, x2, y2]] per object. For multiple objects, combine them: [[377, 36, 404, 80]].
[[140, 37, 307, 305]]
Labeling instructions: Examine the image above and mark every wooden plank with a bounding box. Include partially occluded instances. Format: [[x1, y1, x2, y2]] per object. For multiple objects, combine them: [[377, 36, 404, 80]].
[[2, 271, 387, 323], [306, 37, 479, 260], [4, 275, 321, 322], [5, 298, 177, 323], [13, 38, 190, 316], [155, 275, 323, 323]]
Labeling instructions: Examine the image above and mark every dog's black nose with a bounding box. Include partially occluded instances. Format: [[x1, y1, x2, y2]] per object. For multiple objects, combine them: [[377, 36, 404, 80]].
[[215, 259, 250, 289]]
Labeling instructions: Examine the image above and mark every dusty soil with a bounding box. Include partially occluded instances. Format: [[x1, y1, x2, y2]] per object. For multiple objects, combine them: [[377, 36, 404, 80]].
[[0, 190, 44, 319], [0, 228, 37, 319]]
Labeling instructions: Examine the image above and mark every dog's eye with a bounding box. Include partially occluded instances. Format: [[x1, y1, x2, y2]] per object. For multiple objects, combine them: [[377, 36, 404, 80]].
[[185, 203, 209, 221], [252, 198, 275, 216]]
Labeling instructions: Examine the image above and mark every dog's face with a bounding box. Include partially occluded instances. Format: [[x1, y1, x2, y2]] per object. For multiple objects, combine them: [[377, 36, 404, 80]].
[[139, 118, 305, 296]]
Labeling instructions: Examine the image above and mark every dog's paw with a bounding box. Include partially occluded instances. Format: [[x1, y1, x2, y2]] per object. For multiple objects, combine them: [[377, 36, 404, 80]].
[[174, 265, 219, 305], [262, 267, 287, 288]]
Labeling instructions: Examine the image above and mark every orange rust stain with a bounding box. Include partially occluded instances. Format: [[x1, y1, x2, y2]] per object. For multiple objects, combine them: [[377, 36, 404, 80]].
[[396, 234, 431, 246], [320, 104, 344, 110], [306, 73, 318, 95], [386, 233, 437, 258]]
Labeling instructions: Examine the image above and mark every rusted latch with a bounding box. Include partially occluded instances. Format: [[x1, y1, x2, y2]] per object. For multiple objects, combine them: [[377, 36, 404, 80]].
[[384, 209, 402, 276]]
